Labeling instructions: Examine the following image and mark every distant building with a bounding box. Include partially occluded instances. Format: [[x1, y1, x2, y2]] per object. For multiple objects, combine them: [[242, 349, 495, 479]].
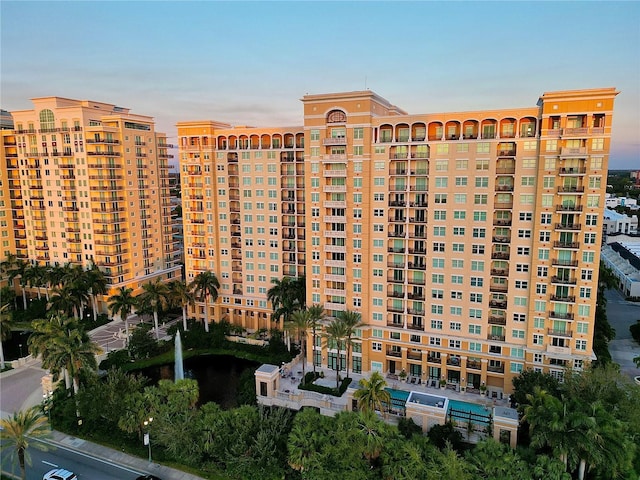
[[601, 242, 640, 297], [1, 97, 181, 303], [630, 170, 640, 186], [603, 208, 638, 235], [605, 193, 638, 209], [0, 110, 14, 130]]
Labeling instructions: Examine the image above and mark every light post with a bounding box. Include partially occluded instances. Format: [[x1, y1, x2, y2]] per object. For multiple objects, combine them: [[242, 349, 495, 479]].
[[42, 391, 53, 426], [143, 416, 153, 463], [18, 343, 23, 358]]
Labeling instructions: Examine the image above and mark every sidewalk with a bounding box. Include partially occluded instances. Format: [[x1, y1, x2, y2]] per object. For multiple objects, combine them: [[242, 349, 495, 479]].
[[42, 430, 207, 480]]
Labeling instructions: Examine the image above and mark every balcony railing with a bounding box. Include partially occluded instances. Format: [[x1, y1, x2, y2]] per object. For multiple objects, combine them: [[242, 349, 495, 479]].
[[386, 348, 402, 358], [555, 223, 581, 231], [547, 329, 573, 338], [487, 364, 505, 373], [557, 186, 584, 193], [549, 311, 574, 320], [551, 276, 577, 285], [488, 316, 506, 325], [550, 295, 575, 303], [552, 259, 578, 267]]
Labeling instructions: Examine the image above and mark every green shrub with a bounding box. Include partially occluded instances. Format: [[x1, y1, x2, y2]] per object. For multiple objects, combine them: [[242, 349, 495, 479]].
[[99, 349, 130, 370], [11, 298, 47, 323], [398, 417, 422, 438], [298, 376, 352, 397]]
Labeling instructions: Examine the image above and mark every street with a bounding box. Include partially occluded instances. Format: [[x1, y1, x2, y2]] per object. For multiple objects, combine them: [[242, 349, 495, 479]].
[[605, 288, 640, 380], [3, 437, 150, 480]]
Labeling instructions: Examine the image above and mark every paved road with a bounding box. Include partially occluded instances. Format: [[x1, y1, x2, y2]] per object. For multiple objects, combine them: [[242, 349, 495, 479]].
[[3, 436, 148, 480], [605, 288, 640, 380]]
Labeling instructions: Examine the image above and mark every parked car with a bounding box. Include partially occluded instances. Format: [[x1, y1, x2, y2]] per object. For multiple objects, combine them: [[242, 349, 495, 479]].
[[43, 469, 77, 480]]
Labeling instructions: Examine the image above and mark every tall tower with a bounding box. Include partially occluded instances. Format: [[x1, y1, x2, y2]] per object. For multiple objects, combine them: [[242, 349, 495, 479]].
[[1, 97, 180, 300]]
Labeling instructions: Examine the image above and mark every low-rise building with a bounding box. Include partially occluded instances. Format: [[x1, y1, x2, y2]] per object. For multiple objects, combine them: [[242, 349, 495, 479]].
[[601, 241, 640, 297], [603, 209, 638, 235]]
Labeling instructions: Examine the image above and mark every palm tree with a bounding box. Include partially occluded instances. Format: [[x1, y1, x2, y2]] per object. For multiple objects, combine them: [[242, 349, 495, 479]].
[[267, 276, 303, 329], [49, 283, 87, 320], [307, 304, 324, 376], [29, 315, 101, 395], [0, 302, 15, 370], [168, 280, 195, 331], [23, 263, 46, 300], [286, 309, 312, 380], [323, 316, 349, 389], [189, 271, 219, 333], [0, 407, 50, 480], [86, 263, 107, 322], [354, 371, 391, 417], [108, 286, 137, 344], [6, 257, 29, 309], [138, 280, 170, 340], [336, 309, 363, 380]]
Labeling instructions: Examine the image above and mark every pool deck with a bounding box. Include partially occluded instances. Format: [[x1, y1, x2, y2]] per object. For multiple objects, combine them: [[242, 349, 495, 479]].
[[276, 356, 509, 413]]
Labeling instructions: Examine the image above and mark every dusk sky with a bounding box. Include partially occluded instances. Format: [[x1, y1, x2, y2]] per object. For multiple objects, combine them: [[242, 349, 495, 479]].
[[2, 1, 638, 168]]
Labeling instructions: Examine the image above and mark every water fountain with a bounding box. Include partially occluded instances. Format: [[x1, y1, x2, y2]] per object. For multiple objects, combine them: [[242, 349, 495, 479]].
[[174, 330, 184, 382]]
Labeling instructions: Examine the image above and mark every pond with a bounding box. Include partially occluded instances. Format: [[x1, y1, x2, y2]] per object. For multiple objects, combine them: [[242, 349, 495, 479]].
[[135, 354, 260, 409], [1, 330, 31, 361]]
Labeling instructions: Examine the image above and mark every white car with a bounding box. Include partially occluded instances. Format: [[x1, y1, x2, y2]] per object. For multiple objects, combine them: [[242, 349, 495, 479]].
[[43, 469, 77, 480]]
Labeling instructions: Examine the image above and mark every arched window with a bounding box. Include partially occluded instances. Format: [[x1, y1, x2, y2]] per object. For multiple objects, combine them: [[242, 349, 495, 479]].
[[39, 109, 55, 131], [327, 110, 346, 123]]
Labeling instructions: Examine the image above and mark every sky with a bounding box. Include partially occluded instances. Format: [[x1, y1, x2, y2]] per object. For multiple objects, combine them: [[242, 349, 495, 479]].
[[1, 1, 639, 169]]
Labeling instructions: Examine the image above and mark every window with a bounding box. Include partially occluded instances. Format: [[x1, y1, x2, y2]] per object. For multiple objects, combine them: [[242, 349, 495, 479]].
[[434, 210, 446, 220], [533, 334, 544, 345], [591, 138, 604, 150], [433, 242, 445, 252], [581, 269, 593, 281], [539, 231, 550, 242], [472, 228, 486, 238], [519, 212, 533, 221], [432, 258, 445, 268], [434, 194, 447, 204], [473, 211, 487, 221], [453, 227, 465, 236], [455, 177, 468, 186], [576, 339, 587, 351], [518, 247, 531, 256], [372, 342, 382, 351], [513, 313, 526, 322], [469, 324, 481, 335], [475, 177, 488, 188], [431, 320, 443, 330], [585, 214, 597, 226], [521, 176, 535, 186], [583, 251, 595, 263], [435, 177, 448, 188], [541, 213, 552, 225], [470, 277, 483, 287], [454, 211, 466, 220], [471, 261, 484, 271], [433, 226, 446, 236], [518, 229, 531, 238], [579, 287, 592, 299], [536, 283, 547, 294], [584, 233, 597, 244], [454, 193, 467, 204], [474, 194, 487, 204], [469, 308, 482, 319], [451, 291, 463, 299], [516, 264, 529, 272], [451, 275, 463, 284], [456, 159, 468, 169], [353, 127, 364, 139]]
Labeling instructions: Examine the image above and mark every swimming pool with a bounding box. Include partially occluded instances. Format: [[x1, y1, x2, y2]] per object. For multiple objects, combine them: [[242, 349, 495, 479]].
[[385, 388, 410, 413], [448, 399, 492, 425]]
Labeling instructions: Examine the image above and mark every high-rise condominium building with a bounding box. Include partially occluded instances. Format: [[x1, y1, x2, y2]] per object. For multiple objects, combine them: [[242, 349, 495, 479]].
[[179, 87, 617, 396], [1, 97, 181, 298]]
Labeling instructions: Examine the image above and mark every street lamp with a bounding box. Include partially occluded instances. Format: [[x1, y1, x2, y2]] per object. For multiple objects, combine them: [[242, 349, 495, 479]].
[[143, 416, 153, 463], [18, 343, 23, 358]]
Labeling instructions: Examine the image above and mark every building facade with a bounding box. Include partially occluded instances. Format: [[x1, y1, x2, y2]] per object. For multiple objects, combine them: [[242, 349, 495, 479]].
[[179, 87, 617, 395], [1, 97, 181, 299]]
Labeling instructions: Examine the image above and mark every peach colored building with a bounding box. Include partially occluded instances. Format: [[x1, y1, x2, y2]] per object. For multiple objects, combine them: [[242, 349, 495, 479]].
[[1, 97, 181, 302], [180, 87, 617, 396]]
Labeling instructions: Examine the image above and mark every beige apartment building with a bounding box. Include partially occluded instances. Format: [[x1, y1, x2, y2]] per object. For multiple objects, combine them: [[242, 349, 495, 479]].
[[180, 87, 616, 396], [1, 97, 181, 300]]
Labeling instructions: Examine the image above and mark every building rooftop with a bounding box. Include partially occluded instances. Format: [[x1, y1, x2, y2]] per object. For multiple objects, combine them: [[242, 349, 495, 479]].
[[604, 209, 627, 221]]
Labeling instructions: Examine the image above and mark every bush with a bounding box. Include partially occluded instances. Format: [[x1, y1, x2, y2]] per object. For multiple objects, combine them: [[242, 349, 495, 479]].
[[298, 376, 352, 397], [630, 320, 640, 344], [99, 349, 130, 370], [11, 298, 47, 323], [427, 422, 465, 451], [398, 417, 422, 438]]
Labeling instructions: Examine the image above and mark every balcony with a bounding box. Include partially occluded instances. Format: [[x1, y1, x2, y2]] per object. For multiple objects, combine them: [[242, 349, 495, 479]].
[[323, 169, 346, 177], [556, 204, 582, 212], [488, 316, 507, 326], [409, 200, 428, 207], [494, 202, 513, 210], [559, 166, 586, 175], [489, 300, 507, 309], [551, 276, 577, 285], [387, 247, 405, 253], [487, 364, 505, 374], [552, 239, 580, 249], [557, 186, 584, 194], [550, 294, 575, 303], [407, 262, 426, 270], [407, 350, 422, 360], [492, 236, 510, 244], [466, 360, 481, 371], [495, 185, 514, 192], [490, 268, 508, 276], [490, 284, 508, 293], [408, 248, 426, 255], [408, 216, 427, 224], [386, 348, 402, 358], [560, 147, 587, 157], [388, 200, 406, 207], [387, 275, 405, 284], [496, 166, 516, 175], [87, 151, 121, 157], [427, 355, 441, 364], [323, 137, 347, 146], [389, 216, 406, 223], [548, 329, 573, 338], [387, 289, 405, 298], [388, 231, 405, 238], [549, 311, 574, 320], [407, 277, 426, 286], [407, 292, 425, 301], [555, 223, 581, 231], [551, 259, 578, 267]]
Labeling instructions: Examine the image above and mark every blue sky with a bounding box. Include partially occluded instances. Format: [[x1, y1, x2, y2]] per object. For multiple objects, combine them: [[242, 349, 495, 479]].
[[2, 1, 638, 168]]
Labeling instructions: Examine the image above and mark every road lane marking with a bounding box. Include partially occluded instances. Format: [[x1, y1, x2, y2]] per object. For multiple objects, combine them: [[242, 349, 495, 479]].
[[43, 460, 59, 467], [33, 438, 144, 475]]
